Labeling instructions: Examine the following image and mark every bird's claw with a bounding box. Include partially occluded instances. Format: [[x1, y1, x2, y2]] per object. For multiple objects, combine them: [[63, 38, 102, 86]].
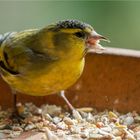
[[9, 112, 25, 124]]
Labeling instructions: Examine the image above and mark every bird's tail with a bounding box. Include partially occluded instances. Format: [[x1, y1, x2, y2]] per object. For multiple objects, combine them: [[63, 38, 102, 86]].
[[0, 32, 14, 46], [0, 34, 4, 47], [0, 32, 17, 75], [0, 32, 16, 59], [0, 33, 7, 60], [0, 33, 12, 62], [0, 34, 4, 61]]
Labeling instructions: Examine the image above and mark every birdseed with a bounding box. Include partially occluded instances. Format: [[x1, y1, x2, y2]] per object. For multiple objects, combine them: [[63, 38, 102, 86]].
[[0, 103, 140, 139]]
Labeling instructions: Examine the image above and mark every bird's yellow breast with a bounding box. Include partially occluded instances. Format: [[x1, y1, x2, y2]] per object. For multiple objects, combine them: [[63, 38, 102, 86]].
[[2, 58, 85, 96]]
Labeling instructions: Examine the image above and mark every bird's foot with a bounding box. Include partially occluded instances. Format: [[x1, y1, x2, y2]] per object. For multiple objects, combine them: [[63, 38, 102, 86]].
[[9, 111, 25, 124]]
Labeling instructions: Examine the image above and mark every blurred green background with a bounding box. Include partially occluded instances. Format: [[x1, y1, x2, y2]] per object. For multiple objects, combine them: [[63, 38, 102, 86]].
[[0, 1, 140, 50]]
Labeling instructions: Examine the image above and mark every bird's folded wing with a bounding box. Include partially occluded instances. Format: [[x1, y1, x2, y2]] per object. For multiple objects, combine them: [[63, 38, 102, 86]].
[[0, 30, 58, 76], [0, 32, 35, 75]]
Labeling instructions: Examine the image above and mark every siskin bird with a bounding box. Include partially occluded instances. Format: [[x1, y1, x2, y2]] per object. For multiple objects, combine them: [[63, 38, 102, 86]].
[[0, 20, 108, 118]]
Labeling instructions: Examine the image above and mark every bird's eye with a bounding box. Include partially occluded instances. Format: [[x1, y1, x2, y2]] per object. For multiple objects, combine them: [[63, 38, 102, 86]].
[[74, 32, 86, 39]]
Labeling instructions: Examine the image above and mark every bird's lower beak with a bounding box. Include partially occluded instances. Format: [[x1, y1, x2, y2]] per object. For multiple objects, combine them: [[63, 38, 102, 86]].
[[86, 30, 109, 53]]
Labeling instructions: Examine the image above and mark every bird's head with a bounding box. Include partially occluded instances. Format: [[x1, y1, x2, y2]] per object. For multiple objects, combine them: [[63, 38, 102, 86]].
[[39, 20, 109, 59]]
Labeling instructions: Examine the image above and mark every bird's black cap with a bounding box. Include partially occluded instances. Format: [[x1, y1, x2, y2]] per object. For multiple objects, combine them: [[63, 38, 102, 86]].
[[56, 20, 93, 30]]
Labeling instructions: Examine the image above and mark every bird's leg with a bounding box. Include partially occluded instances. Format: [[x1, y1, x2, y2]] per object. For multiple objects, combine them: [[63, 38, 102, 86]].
[[10, 90, 24, 123], [60, 90, 75, 111], [12, 92, 18, 116], [60, 91, 82, 120]]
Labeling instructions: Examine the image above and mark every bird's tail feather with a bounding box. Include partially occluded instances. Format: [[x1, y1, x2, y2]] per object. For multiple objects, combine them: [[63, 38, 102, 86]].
[[0, 32, 15, 46], [0, 34, 4, 46]]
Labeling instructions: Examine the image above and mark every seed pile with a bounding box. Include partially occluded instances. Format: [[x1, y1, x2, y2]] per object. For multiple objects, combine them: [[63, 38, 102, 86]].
[[0, 103, 140, 140]]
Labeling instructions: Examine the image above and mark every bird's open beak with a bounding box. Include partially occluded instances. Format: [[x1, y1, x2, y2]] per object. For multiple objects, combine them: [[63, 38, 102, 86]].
[[86, 30, 110, 53]]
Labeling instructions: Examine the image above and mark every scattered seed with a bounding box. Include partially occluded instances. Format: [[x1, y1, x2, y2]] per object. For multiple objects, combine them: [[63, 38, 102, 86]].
[[123, 116, 134, 126], [24, 124, 36, 131], [89, 133, 103, 139], [96, 122, 104, 128], [109, 111, 118, 119], [45, 127, 59, 140], [53, 116, 62, 124], [0, 102, 139, 139], [134, 116, 140, 123], [12, 126, 23, 132], [63, 117, 75, 125], [77, 107, 93, 113], [73, 110, 83, 121]]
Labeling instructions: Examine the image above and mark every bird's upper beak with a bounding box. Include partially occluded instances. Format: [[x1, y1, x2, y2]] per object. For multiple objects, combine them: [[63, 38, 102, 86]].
[[86, 30, 109, 53]]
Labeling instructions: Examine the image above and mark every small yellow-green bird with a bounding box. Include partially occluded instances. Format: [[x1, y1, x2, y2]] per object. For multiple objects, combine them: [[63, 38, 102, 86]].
[[0, 20, 108, 118]]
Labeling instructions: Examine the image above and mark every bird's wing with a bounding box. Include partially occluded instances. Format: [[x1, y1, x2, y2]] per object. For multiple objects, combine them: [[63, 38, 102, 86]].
[[0, 31, 37, 75], [0, 30, 58, 76], [0, 32, 19, 75]]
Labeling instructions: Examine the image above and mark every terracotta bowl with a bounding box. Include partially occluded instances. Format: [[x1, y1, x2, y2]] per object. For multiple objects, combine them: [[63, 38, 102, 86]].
[[0, 47, 140, 113]]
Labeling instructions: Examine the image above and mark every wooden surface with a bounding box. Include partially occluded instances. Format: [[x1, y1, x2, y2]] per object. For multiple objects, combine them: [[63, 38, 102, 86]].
[[0, 47, 140, 112]]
